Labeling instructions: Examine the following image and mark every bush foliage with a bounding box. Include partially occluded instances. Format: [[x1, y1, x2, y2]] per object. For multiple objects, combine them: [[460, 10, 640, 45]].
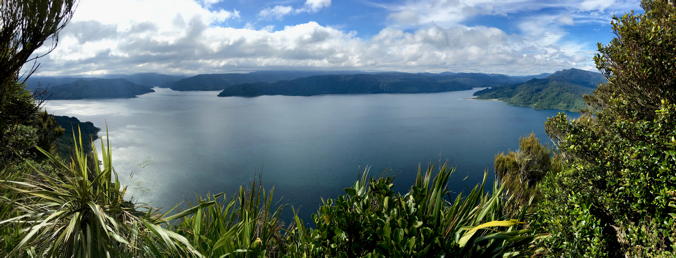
[[531, 0, 676, 256]]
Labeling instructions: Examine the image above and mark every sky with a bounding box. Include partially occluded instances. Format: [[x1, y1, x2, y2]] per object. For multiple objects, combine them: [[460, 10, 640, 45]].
[[31, 0, 642, 76]]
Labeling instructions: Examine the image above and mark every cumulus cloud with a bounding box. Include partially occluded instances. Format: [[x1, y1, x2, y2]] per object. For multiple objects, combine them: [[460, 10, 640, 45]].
[[258, 0, 331, 19], [28, 0, 638, 76], [386, 0, 638, 28], [200, 0, 223, 8], [301, 0, 332, 13], [259, 5, 294, 20]]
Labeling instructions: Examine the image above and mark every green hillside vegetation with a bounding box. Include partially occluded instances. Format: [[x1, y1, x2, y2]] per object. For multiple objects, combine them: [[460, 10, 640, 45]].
[[28, 71, 541, 98], [52, 115, 100, 156], [104, 73, 185, 88], [168, 71, 353, 91], [0, 0, 673, 257], [27, 73, 184, 90], [474, 68, 606, 112], [44, 78, 154, 99], [171, 71, 535, 92], [218, 72, 529, 97]]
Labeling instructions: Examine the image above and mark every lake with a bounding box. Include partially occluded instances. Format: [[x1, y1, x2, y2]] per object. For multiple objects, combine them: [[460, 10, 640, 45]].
[[44, 88, 569, 219]]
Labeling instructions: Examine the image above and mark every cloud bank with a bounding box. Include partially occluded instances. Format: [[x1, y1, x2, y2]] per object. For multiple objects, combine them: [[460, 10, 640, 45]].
[[30, 0, 640, 76]]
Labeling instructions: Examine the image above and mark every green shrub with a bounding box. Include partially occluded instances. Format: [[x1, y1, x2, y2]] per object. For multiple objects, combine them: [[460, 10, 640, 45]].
[[493, 133, 556, 215], [0, 131, 202, 257], [287, 166, 531, 257], [533, 1, 676, 255], [171, 182, 286, 257]]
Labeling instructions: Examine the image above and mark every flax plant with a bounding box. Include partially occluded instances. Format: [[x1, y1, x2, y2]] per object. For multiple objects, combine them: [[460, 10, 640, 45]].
[[286, 165, 532, 257], [172, 181, 286, 257], [0, 130, 203, 257]]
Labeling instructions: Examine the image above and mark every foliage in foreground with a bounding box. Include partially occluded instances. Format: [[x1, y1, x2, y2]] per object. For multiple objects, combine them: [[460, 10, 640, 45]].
[[1, 131, 532, 257], [287, 166, 531, 257], [173, 166, 532, 257], [0, 133, 202, 257], [493, 133, 560, 216], [172, 183, 286, 257], [532, 0, 676, 256]]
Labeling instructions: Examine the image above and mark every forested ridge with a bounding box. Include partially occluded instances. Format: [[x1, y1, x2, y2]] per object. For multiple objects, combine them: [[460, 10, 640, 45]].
[[474, 68, 607, 112]]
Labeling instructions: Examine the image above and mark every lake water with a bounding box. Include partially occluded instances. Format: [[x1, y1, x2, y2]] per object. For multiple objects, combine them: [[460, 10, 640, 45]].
[[44, 88, 569, 219]]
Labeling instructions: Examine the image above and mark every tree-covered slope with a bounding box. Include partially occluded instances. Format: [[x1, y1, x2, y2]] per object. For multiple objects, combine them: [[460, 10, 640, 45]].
[[168, 71, 353, 91], [27, 73, 184, 90], [217, 72, 531, 97], [44, 78, 154, 99], [104, 73, 185, 88], [473, 68, 606, 111], [52, 115, 100, 156]]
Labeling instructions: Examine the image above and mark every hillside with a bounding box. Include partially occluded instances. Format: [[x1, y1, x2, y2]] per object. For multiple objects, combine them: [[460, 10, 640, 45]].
[[52, 115, 100, 156], [43, 78, 154, 100], [168, 71, 355, 91], [217, 72, 532, 97], [25, 76, 80, 90], [103, 73, 185, 88], [27, 73, 183, 90], [473, 69, 607, 111]]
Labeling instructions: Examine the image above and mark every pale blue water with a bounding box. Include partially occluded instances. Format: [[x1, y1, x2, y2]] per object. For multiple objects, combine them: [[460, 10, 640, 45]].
[[44, 88, 570, 219]]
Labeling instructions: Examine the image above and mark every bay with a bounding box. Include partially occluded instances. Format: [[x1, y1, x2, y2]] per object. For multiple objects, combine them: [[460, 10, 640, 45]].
[[44, 88, 570, 218]]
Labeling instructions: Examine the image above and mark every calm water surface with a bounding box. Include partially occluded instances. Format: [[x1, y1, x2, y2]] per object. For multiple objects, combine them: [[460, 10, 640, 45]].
[[45, 88, 569, 218]]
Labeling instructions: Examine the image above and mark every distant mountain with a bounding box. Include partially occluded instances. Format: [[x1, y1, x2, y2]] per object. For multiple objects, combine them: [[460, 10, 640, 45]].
[[27, 73, 184, 90], [26, 70, 547, 99], [25, 76, 80, 90], [473, 68, 607, 112], [103, 73, 185, 88], [43, 78, 154, 100], [546, 69, 606, 88], [168, 71, 360, 91], [217, 72, 529, 97]]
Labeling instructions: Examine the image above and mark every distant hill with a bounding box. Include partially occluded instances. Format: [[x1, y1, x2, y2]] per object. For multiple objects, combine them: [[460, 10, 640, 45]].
[[25, 76, 80, 90], [27, 73, 183, 90], [52, 115, 100, 156], [473, 68, 607, 112], [43, 78, 154, 100], [103, 73, 185, 88], [217, 72, 533, 97], [26, 71, 547, 99], [168, 71, 360, 91]]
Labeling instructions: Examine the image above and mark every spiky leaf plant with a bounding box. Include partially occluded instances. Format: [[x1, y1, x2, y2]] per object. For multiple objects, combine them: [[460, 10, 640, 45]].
[[286, 165, 532, 257], [0, 130, 203, 257], [172, 181, 286, 257]]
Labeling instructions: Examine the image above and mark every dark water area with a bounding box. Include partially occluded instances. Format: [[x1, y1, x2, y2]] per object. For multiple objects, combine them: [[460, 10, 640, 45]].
[[45, 88, 573, 221]]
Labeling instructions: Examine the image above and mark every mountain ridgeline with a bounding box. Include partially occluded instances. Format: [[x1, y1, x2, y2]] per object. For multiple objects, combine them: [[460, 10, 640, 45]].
[[27, 69, 602, 106], [473, 69, 607, 112], [27, 73, 187, 100], [168, 71, 364, 91], [216, 72, 540, 97], [40, 78, 154, 100]]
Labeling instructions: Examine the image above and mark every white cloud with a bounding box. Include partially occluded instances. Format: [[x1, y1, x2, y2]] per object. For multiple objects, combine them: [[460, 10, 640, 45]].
[[259, 5, 294, 20], [386, 0, 639, 28], [200, 0, 223, 8], [579, 0, 615, 11], [28, 0, 640, 76], [258, 0, 331, 19], [301, 0, 332, 13]]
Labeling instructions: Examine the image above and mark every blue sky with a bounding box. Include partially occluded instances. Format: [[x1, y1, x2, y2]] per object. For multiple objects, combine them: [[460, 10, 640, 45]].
[[34, 0, 641, 76]]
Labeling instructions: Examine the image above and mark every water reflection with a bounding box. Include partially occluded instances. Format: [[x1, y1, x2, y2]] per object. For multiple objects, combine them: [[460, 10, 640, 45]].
[[45, 88, 569, 219]]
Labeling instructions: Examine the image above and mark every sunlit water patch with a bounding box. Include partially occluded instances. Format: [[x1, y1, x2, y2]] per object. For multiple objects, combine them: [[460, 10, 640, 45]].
[[45, 88, 571, 219]]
